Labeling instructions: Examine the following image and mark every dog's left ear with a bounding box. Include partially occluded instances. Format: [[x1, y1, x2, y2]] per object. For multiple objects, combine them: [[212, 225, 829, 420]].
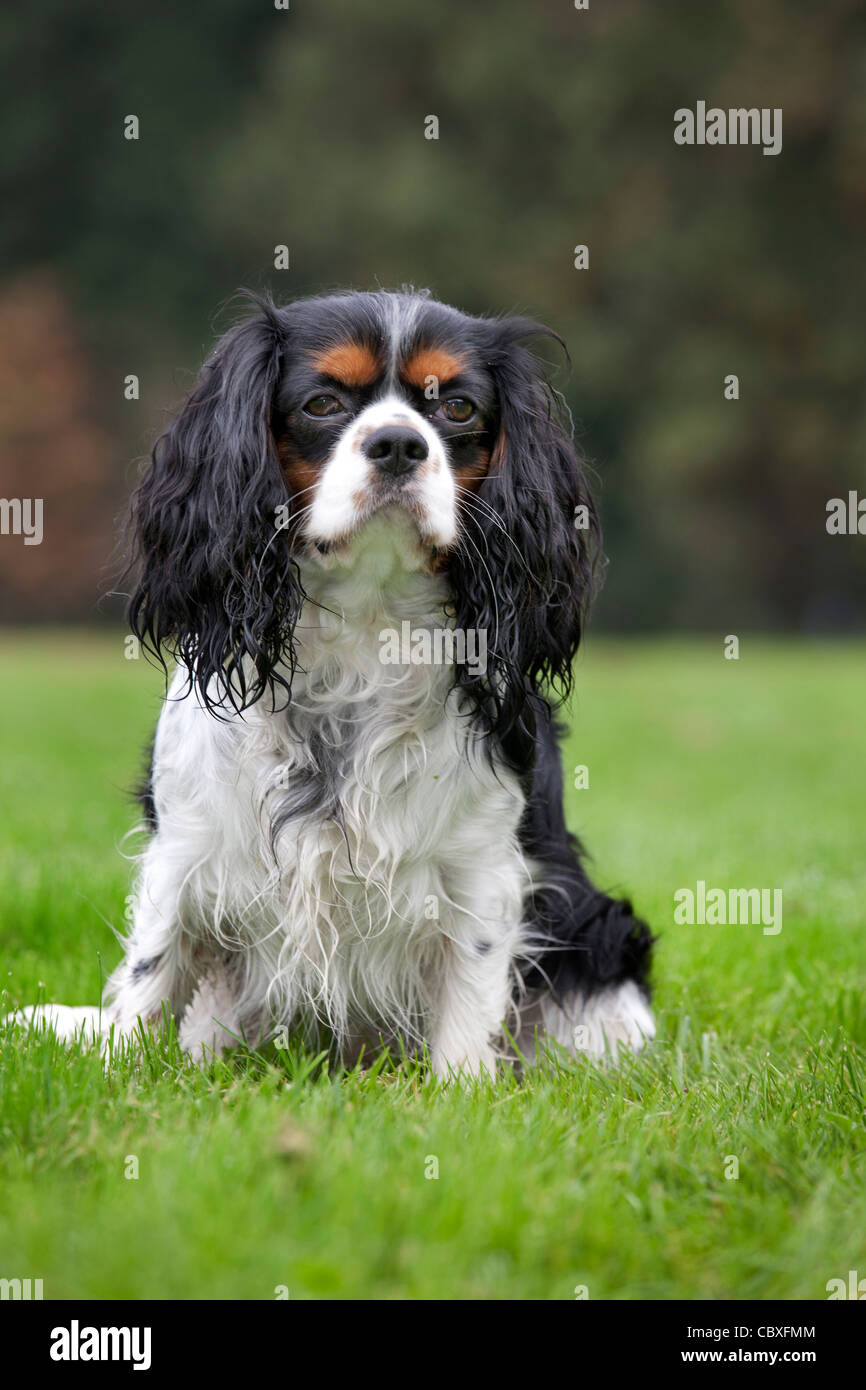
[[451, 317, 601, 743]]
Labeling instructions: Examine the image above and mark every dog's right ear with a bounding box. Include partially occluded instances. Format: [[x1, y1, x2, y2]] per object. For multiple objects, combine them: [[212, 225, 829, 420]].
[[126, 297, 303, 714]]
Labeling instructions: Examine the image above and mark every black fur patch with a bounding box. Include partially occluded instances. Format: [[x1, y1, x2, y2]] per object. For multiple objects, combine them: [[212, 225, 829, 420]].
[[514, 706, 655, 1004], [130, 955, 161, 982], [268, 721, 352, 851], [134, 731, 158, 832]]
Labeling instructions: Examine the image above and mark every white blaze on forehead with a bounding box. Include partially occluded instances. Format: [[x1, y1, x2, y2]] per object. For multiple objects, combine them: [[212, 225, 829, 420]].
[[384, 293, 423, 381], [306, 392, 458, 546]]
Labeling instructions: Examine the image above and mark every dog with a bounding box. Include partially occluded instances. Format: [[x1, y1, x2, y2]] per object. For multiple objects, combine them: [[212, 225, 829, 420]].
[[15, 289, 654, 1077]]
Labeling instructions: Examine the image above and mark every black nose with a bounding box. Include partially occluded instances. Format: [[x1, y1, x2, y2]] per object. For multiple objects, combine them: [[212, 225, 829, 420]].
[[362, 425, 428, 478]]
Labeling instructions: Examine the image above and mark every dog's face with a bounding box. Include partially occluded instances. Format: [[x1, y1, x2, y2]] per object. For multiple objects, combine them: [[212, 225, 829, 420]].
[[127, 289, 599, 738], [272, 295, 498, 553]]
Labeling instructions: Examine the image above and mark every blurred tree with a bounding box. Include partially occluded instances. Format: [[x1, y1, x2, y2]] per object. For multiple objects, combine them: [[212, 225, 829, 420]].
[[0, 276, 119, 621]]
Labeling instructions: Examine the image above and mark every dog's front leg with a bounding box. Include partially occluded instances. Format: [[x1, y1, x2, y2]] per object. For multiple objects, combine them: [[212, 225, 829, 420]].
[[7, 834, 198, 1052], [105, 834, 199, 1041], [426, 853, 525, 1081], [429, 933, 513, 1082]]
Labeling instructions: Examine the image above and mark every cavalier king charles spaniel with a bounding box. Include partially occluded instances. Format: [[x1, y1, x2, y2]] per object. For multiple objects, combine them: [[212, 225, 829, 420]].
[[18, 289, 654, 1078]]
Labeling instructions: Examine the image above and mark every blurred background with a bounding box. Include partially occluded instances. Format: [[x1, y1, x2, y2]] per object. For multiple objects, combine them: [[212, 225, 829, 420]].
[[1, 0, 864, 632]]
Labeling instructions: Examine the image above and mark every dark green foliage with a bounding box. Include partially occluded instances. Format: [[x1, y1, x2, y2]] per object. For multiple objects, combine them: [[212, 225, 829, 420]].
[[1, 1, 864, 627]]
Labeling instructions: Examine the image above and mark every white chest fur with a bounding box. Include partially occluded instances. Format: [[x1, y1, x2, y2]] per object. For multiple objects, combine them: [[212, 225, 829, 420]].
[[147, 514, 527, 1062]]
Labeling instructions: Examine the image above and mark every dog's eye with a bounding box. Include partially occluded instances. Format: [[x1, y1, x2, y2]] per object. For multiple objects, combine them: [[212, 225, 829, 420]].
[[303, 394, 345, 418], [440, 397, 475, 423]]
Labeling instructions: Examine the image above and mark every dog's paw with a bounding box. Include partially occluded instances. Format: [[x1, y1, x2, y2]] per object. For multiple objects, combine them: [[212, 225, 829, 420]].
[[178, 965, 243, 1062], [6, 1003, 107, 1044], [572, 981, 656, 1061], [519, 980, 655, 1066]]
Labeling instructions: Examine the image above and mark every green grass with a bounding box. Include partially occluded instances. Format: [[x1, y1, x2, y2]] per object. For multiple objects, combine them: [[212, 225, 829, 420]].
[[1, 632, 864, 1300]]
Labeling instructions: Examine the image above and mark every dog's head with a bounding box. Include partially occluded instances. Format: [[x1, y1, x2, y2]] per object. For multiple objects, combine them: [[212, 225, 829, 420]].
[[128, 290, 600, 740]]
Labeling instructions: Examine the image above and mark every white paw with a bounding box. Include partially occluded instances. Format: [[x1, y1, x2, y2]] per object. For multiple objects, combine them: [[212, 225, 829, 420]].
[[431, 1043, 498, 1083], [7, 1003, 106, 1044], [573, 981, 656, 1061], [521, 980, 655, 1065], [178, 966, 242, 1061]]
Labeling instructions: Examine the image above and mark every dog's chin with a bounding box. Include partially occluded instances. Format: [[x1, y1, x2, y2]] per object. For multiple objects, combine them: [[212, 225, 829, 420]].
[[306, 500, 448, 574]]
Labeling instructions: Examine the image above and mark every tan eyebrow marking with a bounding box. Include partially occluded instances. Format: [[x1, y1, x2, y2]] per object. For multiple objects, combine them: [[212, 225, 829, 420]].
[[311, 341, 381, 387], [401, 346, 466, 389]]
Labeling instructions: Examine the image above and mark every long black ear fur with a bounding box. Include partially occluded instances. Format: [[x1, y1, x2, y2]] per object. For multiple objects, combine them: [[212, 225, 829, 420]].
[[126, 298, 302, 714], [450, 318, 601, 763]]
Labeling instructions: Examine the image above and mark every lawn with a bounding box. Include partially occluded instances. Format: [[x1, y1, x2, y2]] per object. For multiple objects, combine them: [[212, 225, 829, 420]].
[[0, 632, 864, 1300]]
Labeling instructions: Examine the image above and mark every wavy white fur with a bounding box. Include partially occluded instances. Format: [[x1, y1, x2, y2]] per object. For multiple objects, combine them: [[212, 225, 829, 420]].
[[105, 511, 526, 1077]]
